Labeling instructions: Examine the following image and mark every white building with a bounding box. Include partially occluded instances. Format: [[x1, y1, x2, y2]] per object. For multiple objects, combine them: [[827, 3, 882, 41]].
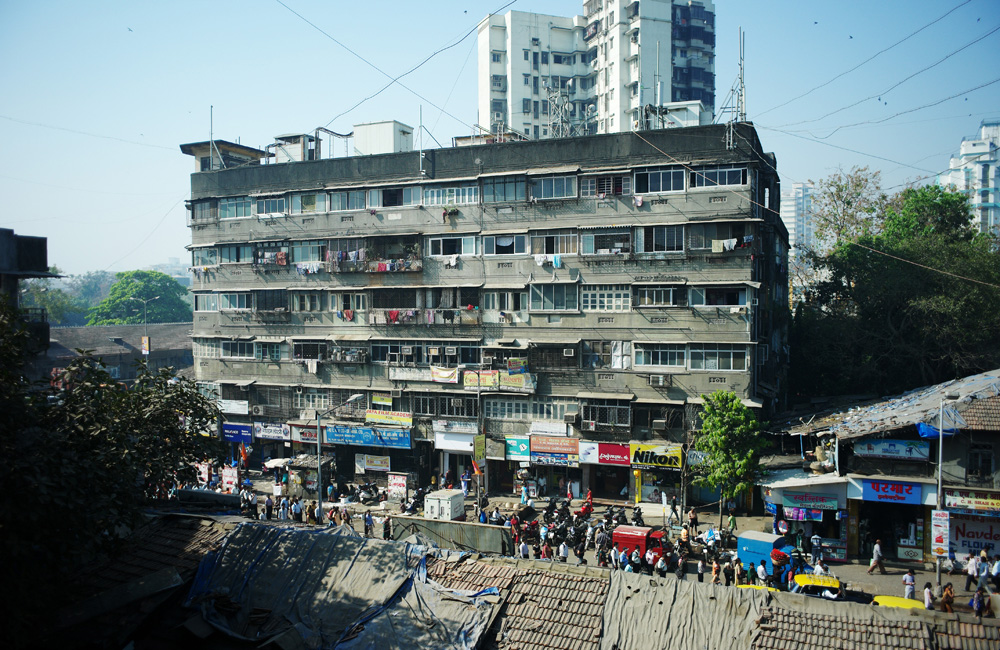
[[477, 0, 715, 140], [780, 182, 816, 305], [938, 119, 1000, 235]]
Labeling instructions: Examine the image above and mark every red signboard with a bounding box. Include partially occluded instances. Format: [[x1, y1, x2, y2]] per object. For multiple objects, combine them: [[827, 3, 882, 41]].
[[597, 443, 631, 466]]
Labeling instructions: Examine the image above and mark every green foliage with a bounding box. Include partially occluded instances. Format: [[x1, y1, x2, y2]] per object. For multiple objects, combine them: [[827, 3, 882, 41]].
[[66, 269, 116, 309], [0, 300, 225, 643], [692, 390, 768, 510], [18, 265, 87, 325], [792, 181, 1000, 397], [87, 269, 192, 325], [809, 165, 891, 252]]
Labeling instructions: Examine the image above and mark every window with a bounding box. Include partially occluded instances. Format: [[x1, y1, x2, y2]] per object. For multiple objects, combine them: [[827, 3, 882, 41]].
[[192, 248, 217, 266], [582, 399, 631, 428], [368, 187, 411, 208], [483, 234, 526, 255], [196, 381, 219, 399], [491, 74, 506, 90], [220, 293, 251, 310], [290, 192, 327, 214], [529, 283, 578, 311], [531, 397, 573, 421], [254, 289, 288, 311], [689, 344, 747, 371], [485, 397, 529, 420], [583, 340, 632, 369], [483, 176, 526, 203], [254, 242, 289, 265], [482, 291, 527, 311], [293, 388, 329, 410], [333, 292, 367, 311], [968, 445, 994, 485], [541, 100, 549, 115], [290, 292, 324, 312], [635, 285, 684, 307], [255, 342, 285, 362], [581, 175, 632, 197], [692, 165, 748, 187], [688, 222, 747, 250], [193, 338, 219, 358], [541, 51, 549, 64], [411, 394, 437, 416], [423, 184, 478, 206], [530, 229, 577, 254], [256, 197, 286, 214], [429, 236, 476, 256], [530, 175, 577, 200], [553, 54, 575, 64], [440, 395, 478, 418], [581, 284, 631, 311], [581, 228, 632, 254], [329, 190, 365, 211], [523, 50, 529, 61], [219, 196, 253, 219], [522, 98, 532, 113], [492, 52, 502, 63], [689, 286, 747, 307], [638, 225, 684, 253], [193, 200, 217, 221], [491, 99, 505, 115], [193, 293, 218, 312], [634, 167, 685, 193], [290, 240, 326, 263], [635, 343, 685, 367], [219, 244, 252, 263], [292, 341, 327, 360], [221, 340, 255, 359]]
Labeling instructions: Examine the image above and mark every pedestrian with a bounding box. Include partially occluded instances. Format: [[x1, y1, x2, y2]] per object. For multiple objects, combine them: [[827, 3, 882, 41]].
[[923, 582, 935, 610], [748, 561, 757, 585], [265, 494, 274, 520], [291, 497, 302, 522], [280, 496, 289, 520], [631, 546, 641, 571], [992, 554, 1000, 592], [559, 539, 570, 563], [575, 539, 587, 565], [382, 515, 392, 540], [902, 569, 916, 600], [965, 553, 979, 592], [757, 561, 768, 587], [307, 501, 317, 524], [723, 560, 734, 587], [810, 531, 822, 566], [675, 554, 687, 580], [644, 547, 655, 572], [727, 511, 737, 533], [655, 554, 667, 578], [249, 491, 259, 519], [670, 495, 679, 523], [327, 482, 334, 502], [940, 582, 955, 613], [697, 558, 706, 583], [520, 539, 530, 559], [610, 543, 620, 570], [977, 550, 990, 590], [867, 538, 887, 575], [972, 587, 990, 618], [680, 524, 691, 553], [795, 528, 805, 551], [461, 469, 470, 497], [543, 540, 553, 560], [619, 545, 629, 570], [364, 510, 374, 538], [688, 508, 699, 534], [711, 559, 721, 584]]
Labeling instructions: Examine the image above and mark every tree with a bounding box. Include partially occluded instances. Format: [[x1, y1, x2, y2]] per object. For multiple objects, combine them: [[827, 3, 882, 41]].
[[66, 269, 116, 310], [809, 166, 891, 252], [692, 390, 769, 530], [18, 265, 86, 325], [0, 300, 225, 645], [87, 269, 192, 325], [792, 184, 1000, 397]]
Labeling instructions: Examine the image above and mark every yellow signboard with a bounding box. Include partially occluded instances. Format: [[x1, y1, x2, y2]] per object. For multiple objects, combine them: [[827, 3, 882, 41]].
[[365, 409, 412, 427], [629, 443, 683, 470]]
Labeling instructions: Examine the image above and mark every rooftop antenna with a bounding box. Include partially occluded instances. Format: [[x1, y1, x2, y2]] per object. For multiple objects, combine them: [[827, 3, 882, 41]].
[[210, 105, 225, 169], [738, 29, 747, 122]]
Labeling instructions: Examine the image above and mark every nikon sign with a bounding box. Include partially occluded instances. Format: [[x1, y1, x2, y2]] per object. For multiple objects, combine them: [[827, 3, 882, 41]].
[[630, 443, 683, 471]]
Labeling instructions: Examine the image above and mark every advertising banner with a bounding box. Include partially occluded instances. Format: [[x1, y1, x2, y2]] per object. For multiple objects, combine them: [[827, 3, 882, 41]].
[[579, 441, 599, 464], [949, 513, 1000, 556], [222, 423, 252, 444], [931, 509, 950, 557], [365, 409, 412, 427], [430, 366, 460, 383], [324, 425, 411, 449], [507, 357, 527, 374], [498, 371, 536, 393], [221, 466, 238, 493], [219, 399, 249, 415], [141, 335, 150, 356], [861, 479, 921, 505], [254, 421, 291, 441], [581, 442, 630, 466], [629, 443, 683, 470], [530, 435, 579, 467], [854, 439, 929, 461], [463, 369, 498, 390], [473, 434, 486, 467], [432, 420, 478, 434], [506, 435, 530, 461], [372, 392, 393, 406], [388, 472, 408, 500], [365, 455, 390, 472], [944, 489, 1000, 517], [292, 425, 317, 443], [196, 462, 210, 484], [782, 491, 839, 510]]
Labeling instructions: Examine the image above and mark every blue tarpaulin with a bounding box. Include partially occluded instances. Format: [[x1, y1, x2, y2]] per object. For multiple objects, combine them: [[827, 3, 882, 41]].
[[916, 422, 959, 439]]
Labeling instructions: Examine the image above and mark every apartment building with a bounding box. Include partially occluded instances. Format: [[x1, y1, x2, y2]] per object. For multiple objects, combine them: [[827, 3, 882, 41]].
[[182, 122, 786, 502], [477, 0, 715, 140], [938, 118, 1000, 235]]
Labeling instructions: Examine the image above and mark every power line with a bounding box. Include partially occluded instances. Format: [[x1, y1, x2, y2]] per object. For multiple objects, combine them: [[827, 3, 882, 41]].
[[102, 195, 187, 271], [848, 240, 1000, 290], [754, 0, 972, 119], [0, 114, 175, 151], [756, 125, 940, 174]]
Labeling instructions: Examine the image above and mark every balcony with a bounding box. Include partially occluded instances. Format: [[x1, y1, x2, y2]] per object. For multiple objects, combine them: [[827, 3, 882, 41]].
[[370, 308, 482, 327], [253, 308, 291, 323]]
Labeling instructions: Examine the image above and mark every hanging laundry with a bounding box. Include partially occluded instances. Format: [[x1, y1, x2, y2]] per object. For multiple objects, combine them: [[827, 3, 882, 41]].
[[343, 309, 354, 322], [276, 251, 288, 265], [348, 250, 357, 262], [357, 248, 366, 261], [305, 359, 318, 374], [711, 240, 724, 253], [387, 310, 400, 324], [553, 254, 563, 269], [743, 235, 754, 243], [426, 309, 435, 324], [448, 254, 459, 268], [722, 238, 738, 252], [534, 254, 548, 266], [633, 195, 643, 207], [377, 263, 387, 272]]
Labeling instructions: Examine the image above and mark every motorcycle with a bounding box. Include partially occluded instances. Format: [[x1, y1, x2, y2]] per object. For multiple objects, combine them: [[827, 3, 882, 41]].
[[631, 506, 646, 527], [574, 500, 594, 519]]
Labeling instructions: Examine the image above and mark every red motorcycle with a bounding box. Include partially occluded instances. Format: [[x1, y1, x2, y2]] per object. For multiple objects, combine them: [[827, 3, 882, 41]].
[[574, 501, 594, 519]]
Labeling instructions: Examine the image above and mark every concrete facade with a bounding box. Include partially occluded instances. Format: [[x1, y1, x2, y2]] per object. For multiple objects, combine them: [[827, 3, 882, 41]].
[[938, 118, 1000, 236]]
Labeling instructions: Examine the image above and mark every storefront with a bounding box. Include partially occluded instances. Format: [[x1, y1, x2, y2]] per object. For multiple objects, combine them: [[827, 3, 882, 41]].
[[760, 470, 849, 561], [222, 422, 252, 462], [432, 419, 477, 488], [848, 475, 936, 563], [253, 421, 292, 465], [324, 421, 415, 486], [943, 488, 1000, 560], [629, 442, 683, 504], [530, 435, 581, 498], [579, 441, 631, 500], [502, 434, 531, 496]]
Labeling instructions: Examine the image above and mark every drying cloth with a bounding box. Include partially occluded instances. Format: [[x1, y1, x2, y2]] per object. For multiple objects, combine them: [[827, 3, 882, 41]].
[[553, 254, 562, 268], [711, 240, 724, 253], [534, 254, 548, 266]]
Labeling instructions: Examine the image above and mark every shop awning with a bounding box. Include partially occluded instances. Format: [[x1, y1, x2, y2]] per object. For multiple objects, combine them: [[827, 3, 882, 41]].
[[578, 223, 633, 230], [577, 390, 634, 401], [688, 280, 762, 288], [328, 334, 371, 342], [526, 164, 580, 176], [483, 281, 528, 289], [760, 468, 848, 490], [218, 379, 256, 387], [633, 396, 685, 405], [254, 336, 285, 343], [369, 336, 481, 342]]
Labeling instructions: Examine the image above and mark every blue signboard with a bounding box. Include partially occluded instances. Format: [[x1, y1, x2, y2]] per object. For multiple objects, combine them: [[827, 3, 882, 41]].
[[324, 425, 411, 449], [222, 423, 252, 444], [861, 479, 922, 505]]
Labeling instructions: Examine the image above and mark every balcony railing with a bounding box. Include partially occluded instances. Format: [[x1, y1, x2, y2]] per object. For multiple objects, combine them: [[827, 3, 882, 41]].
[[370, 308, 482, 326], [326, 258, 423, 274]]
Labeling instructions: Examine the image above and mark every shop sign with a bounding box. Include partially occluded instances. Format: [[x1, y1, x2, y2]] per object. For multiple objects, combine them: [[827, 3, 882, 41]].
[[464, 369, 498, 389], [372, 392, 393, 406], [629, 443, 683, 470], [325, 425, 411, 449], [430, 366, 460, 383], [507, 357, 526, 374], [764, 501, 778, 515], [498, 371, 535, 393], [435, 431, 474, 453], [432, 420, 478, 434], [931, 509, 950, 557], [221, 466, 238, 492], [473, 434, 486, 467], [219, 399, 249, 415], [365, 409, 412, 427], [782, 491, 839, 510], [854, 439, 929, 461], [861, 479, 921, 505], [196, 462, 211, 484], [506, 435, 530, 461], [530, 435, 579, 467], [355, 453, 390, 472], [944, 488, 1000, 517], [949, 514, 1000, 555], [529, 421, 566, 436], [222, 423, 252, 444], [579, 441, 599, 464], [388, 473, 408, 500], [292, 425, 317, 443], [254, 421, 291, 441], [598, 443, 631, 466]]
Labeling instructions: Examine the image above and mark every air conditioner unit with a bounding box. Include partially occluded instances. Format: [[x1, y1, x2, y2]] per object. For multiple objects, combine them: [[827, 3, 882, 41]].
[[648, 374, 667, 387], [450, 398, 464, 408], [564, 411, 579, 424], [401, 346, 414, 355], [482, 355, 495, 365], [445, 346, 458, 356], [427, 347, 440, 357], [390, 389, 402, 398], [581, 420, 596, 431], [251, 405, 265, 416], [652, 419, 667, 431], [562, 348, 576, 357]]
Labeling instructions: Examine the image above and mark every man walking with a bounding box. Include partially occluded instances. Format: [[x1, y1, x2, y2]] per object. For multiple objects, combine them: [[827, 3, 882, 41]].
[[810, 531, 823, 566], [903, 569, 916, 599], [965, 553, 979, 592], [867, 538, 887, 575], [670, 495, 679, 524]]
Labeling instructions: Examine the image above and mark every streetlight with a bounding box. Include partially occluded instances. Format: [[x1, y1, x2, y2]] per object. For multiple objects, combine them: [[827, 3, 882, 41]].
[[935, 391, 960, 588], [315, 393, 364, 524], [128, 296, 160, 338]]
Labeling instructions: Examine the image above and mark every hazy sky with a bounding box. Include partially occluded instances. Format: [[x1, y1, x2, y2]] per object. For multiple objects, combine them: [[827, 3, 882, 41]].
[[1, 0, 997, 275]]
